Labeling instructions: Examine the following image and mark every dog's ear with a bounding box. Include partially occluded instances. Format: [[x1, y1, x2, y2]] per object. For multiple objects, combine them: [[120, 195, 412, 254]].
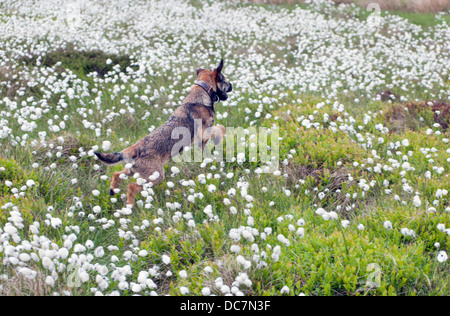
[[197, 68, 205, 76], [213, 59, 224, 81], [216, 59, 224, 74]]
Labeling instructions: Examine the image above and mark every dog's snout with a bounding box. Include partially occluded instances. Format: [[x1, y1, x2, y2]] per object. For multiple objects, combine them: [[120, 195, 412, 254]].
[[227, 83, 233, 93]]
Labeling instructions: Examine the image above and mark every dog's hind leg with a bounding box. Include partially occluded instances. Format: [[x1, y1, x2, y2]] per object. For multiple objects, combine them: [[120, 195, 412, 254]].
[[110, 168, 131, 196], [126, 163, 165, 207], [126, 182, 143, 207]]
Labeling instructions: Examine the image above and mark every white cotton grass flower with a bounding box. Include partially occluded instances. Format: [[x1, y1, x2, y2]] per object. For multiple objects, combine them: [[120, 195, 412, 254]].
[[202, 287, 211, 296], [207, 184, 216, 193], [149, 172, 160, 181], [162, 254, 171, 265], [220, 285, 231, 294], [180, 287, 190, 295], [171, 166, 180, 175], [91, 206, 102, 215], [102, 141, 111, 151], [45, 276, 55, 287], [42, 257, 55, 272], [401, 139, 410, 147], [322, 212, 331, 221], [204, 266, 213, 274], [85, 240, 94, 249], [4, 224, 18, 235], [50, 217, 62, 229], [74, 244, 86, 253], [437, 251, 448, 263], [401, 228, 416, 237], [236, 255, 251, 269], [138, 250, 148, 257], [277, 234, 290, 247], [315, 208, 326, 216], [203, 205, 214, 219], [437, 224, 446, 233], [413, 195, 422, 207], [18, 268, 37, 280], [94, 246, 105, 258], [317, 208, 338, 221], [280, 286, 290, 295], [179, 270, 188, 279], [19, 253, 31, 262], [26, 180, 35, 187], [328, 211, 338, 220], [230, 245, 241, 254]]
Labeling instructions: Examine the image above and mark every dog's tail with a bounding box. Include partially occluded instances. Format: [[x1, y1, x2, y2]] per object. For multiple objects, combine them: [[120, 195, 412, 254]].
[[94, 152, 124, 166]]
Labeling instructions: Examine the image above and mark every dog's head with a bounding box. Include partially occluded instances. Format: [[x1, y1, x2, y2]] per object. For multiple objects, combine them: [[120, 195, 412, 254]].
[[197, 59, 233, 102]]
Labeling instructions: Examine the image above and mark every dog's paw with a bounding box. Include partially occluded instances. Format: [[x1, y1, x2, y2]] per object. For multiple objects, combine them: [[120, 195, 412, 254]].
[[212, 125, 225, 145], [213, 134, 224, 146], [218, 125, 226, 135]]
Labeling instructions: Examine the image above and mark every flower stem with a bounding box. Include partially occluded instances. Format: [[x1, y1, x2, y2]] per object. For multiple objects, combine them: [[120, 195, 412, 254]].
[[336, 220, 350, 259]]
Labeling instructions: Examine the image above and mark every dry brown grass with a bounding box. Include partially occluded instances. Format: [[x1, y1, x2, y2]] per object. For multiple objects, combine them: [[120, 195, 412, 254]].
[[0, 269, 51, 296], [243, 0, 450, 13], [376, 90, 399, 102], [385, 101, 450, 133], [283, 162, 359, 218], [0, 264, 80, 296], [0, 64, 21, 98], [353, 0, 450, 13]]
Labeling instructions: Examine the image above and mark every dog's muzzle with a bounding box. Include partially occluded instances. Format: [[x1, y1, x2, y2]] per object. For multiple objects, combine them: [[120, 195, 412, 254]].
[[218, 90, 228, 101], [218, 83, 233, 101]]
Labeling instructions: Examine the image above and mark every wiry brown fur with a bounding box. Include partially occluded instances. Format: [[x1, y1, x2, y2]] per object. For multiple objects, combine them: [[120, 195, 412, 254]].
[[95, 60, 232, 206]]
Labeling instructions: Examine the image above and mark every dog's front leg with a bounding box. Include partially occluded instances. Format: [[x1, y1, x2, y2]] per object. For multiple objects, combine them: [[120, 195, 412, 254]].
[[203, 125, 226, 146]]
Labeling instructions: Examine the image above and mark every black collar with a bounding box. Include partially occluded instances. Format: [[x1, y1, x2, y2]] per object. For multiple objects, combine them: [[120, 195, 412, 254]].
[[195, 80, 219, 106]]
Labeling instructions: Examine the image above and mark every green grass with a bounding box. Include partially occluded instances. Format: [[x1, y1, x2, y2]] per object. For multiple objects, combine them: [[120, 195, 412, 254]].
[[392, 11, 450, 27], [4, 85, 448, 296]]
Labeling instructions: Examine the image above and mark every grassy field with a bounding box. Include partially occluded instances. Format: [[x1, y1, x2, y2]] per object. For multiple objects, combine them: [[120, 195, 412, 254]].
[[244, 0, 450, 13], [0, 0, 449, 296], [241, 0, 450, 27]]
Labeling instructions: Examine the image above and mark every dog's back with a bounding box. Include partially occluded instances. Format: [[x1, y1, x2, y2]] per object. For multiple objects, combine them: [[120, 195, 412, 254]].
[[96, 102, 214, 166], [122, 103, 199, 162]]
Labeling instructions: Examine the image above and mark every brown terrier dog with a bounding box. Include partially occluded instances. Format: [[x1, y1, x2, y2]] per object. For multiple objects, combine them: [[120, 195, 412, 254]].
[[95, 60, 233, 206]]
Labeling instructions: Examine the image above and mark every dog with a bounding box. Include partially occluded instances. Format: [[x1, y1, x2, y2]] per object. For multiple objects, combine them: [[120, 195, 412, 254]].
[[94, 59, 233, 207]]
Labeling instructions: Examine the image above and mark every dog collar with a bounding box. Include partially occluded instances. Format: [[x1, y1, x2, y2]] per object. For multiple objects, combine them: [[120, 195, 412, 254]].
[[195, 80, 219, 105]]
